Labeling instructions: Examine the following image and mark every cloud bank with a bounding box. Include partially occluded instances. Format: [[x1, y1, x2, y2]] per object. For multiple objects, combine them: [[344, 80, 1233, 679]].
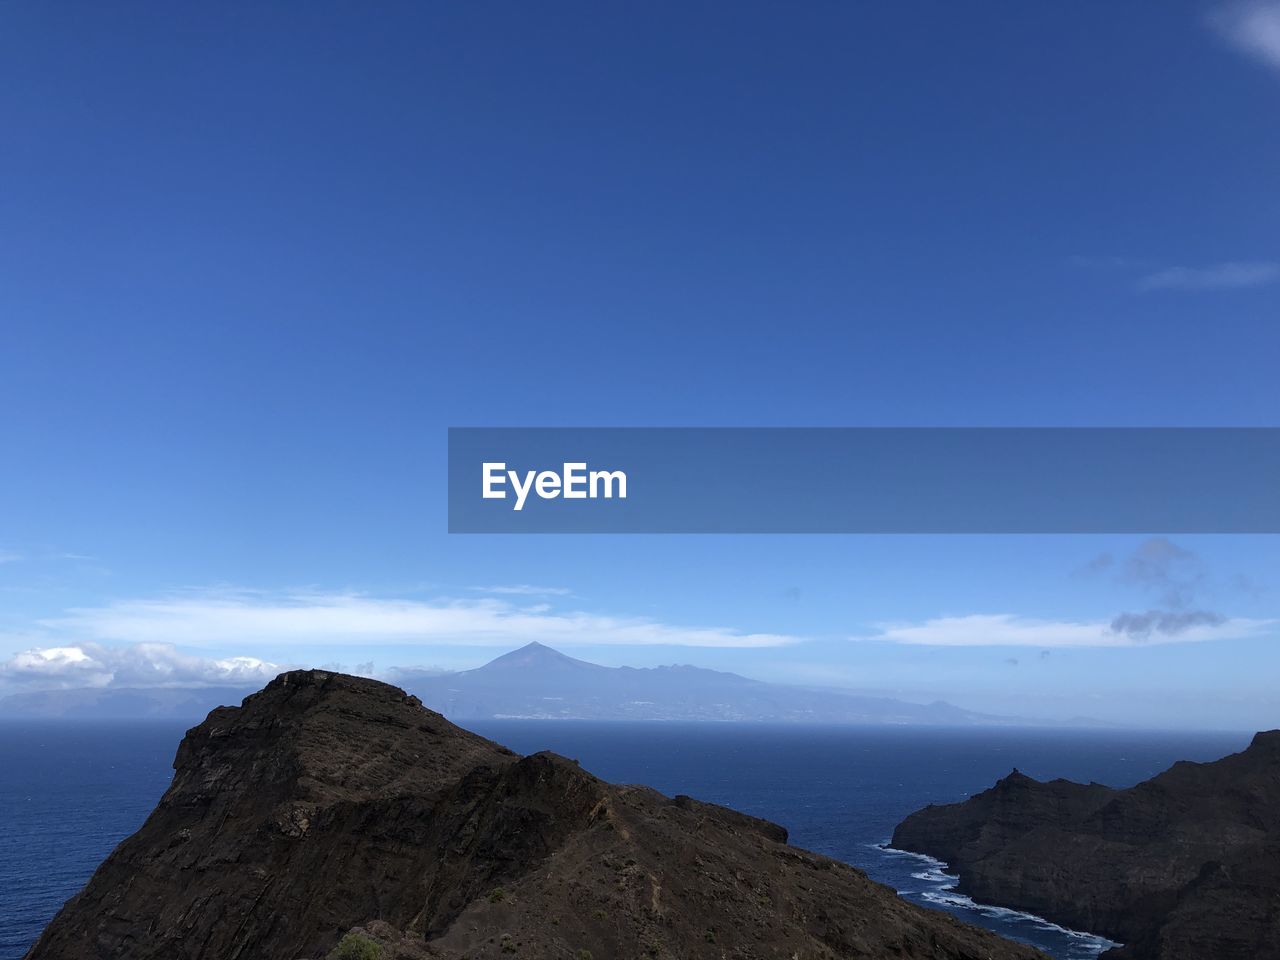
[[0, 642, 284, 690], [1211, 1, 1280, 73], [1121, 537, 1199, 596], [871, 537, 1271, 648], [1081, 537, 1250, 642], [1109, 609, 1226, 640], [469, 584, 574, 596], [37, 590, 799, 650], [1137, 261, 1280, 292], [861, 613, 1272, 648]]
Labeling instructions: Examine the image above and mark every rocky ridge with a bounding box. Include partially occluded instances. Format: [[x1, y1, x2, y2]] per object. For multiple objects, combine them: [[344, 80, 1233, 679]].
[[891, 731, 1280, 960], [27, 670, 1046, 960]]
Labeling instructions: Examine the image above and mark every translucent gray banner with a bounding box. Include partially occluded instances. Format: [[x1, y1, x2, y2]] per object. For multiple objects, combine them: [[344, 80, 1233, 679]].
[[447, 428, 1280, 533]]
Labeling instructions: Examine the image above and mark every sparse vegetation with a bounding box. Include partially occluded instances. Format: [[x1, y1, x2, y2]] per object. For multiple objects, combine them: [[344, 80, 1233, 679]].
[[488, 887, 506, 903], [577, 950, 593, 960], [328, 932, 383, 960]]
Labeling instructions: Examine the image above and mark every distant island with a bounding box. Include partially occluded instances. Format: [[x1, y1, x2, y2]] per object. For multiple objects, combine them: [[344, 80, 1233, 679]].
[[400, 641, 1027, 725], [0, 641, 1045, 725], [891, 731, 1280, 960], [25, 669, 1046, 960]]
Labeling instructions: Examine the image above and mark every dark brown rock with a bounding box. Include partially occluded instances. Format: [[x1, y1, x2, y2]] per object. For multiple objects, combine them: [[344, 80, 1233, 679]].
[[891, 731, 1280, 960], [26, 669, 1045, 960]]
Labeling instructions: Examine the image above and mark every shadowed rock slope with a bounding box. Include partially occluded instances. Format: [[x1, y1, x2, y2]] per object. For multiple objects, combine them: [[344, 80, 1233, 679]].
[[892, 731, 1280, 960], [27, 670, 1045, 960]]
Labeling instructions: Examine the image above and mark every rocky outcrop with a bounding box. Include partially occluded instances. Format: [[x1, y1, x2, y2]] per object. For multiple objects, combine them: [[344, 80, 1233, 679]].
[[27, 670, 1045, 960], [892, 731, 1280, 960]]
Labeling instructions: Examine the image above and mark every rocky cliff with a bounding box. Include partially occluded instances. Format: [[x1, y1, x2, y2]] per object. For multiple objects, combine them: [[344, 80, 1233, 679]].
[[27, 670, 1045, 960], [891, 731, 1280, 960]]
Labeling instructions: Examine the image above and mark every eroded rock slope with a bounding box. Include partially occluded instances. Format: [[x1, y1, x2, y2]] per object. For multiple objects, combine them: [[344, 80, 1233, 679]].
[[28, 670, 1046, 960], [892, 731, 1280, 960]]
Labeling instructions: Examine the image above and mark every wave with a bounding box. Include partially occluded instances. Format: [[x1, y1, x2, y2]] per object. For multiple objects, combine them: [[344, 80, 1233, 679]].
[[869, 841, 1119, 958]]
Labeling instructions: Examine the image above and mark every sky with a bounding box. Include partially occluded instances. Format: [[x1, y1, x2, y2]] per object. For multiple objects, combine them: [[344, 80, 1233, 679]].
[[1, 2, 1278, 730]]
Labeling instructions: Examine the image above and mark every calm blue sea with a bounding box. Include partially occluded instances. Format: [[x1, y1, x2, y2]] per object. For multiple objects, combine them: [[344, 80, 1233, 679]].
[[0, 721, 1249, 960]]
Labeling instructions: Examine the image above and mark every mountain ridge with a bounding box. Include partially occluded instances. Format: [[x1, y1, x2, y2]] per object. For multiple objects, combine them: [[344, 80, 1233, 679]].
[[0, 642, 1076, 726], [401, 641, 1025, 725], [24, 668, 1047, 960], [891, 730, 1280, 960]]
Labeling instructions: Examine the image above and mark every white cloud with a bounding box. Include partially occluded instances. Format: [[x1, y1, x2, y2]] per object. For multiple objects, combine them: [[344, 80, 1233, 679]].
[[858, 613, 1275, 648], [469, 584, 574, 596], [1137, 261, 1280, 292], [37, 590, 798, 650], [0, 642, 285, 690], [1211, 1, 1280, 72]]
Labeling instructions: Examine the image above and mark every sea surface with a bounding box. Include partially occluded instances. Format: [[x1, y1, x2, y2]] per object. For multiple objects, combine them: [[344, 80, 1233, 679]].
[[0, 721, 1250, 960]]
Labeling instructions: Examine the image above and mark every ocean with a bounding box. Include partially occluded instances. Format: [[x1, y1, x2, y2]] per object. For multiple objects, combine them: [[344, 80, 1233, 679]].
[[0, 721, 1249, 960]]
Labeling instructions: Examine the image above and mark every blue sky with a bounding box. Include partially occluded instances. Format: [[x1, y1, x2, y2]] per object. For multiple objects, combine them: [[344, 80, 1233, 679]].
[[1, 2, 1278, 729]]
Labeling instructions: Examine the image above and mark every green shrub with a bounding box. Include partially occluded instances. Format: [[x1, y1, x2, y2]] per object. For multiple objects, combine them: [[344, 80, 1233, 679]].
[[329, 932, 383, 960], [488, 887, 506, 903]]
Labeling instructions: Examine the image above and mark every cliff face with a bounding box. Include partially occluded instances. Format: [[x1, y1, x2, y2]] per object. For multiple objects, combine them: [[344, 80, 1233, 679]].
[[892, 731, 1280, 960], [27, 670, 1045, 960]]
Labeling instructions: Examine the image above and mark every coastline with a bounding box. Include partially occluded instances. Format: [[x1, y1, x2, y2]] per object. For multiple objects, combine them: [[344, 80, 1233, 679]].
[[871, 841, 1118, 960]]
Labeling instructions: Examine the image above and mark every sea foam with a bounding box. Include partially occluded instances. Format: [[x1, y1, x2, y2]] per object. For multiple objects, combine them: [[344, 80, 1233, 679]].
[[870, 841, 1118, 959]]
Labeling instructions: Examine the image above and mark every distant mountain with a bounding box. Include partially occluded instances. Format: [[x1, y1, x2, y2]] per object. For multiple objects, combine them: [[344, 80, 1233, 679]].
[[402, 641, 1017, 725], [0, 642, 1054, 725], [0, 685, 256, 720]]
